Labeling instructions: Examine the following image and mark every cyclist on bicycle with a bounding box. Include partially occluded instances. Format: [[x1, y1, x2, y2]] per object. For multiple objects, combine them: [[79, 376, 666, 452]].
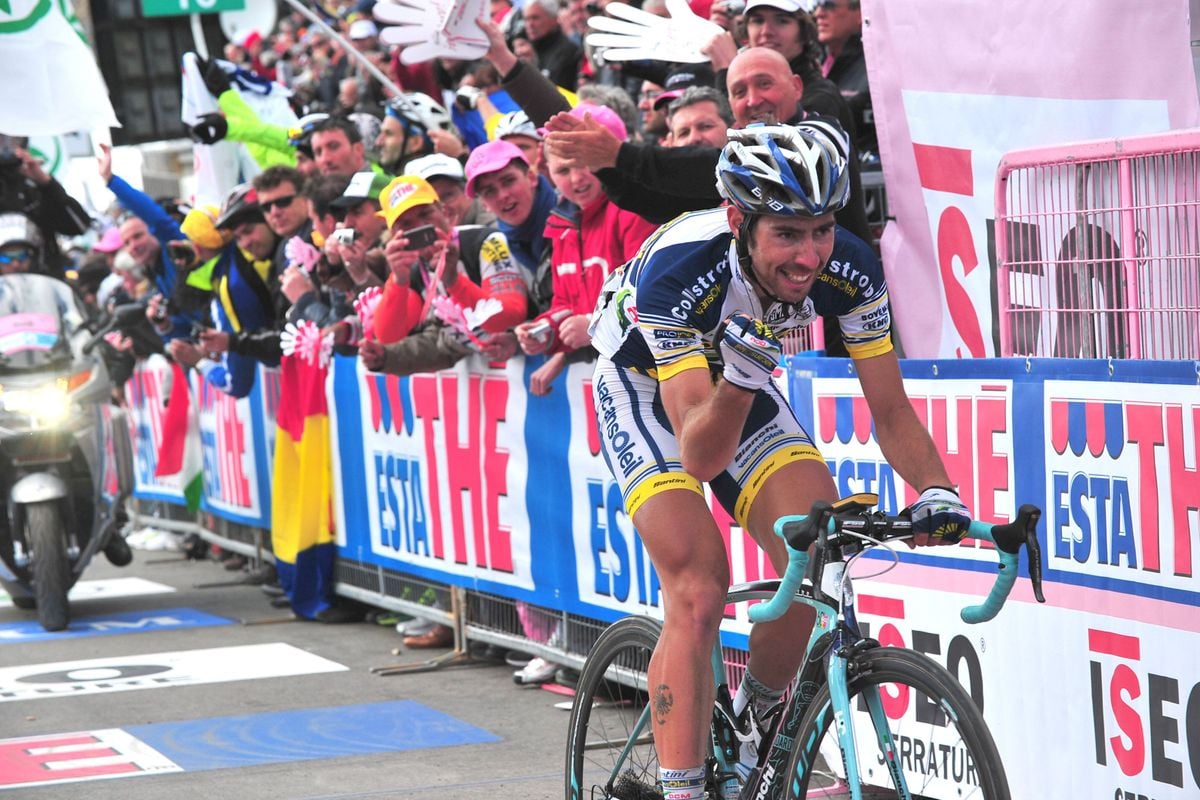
[[588, 119, 971, 799]]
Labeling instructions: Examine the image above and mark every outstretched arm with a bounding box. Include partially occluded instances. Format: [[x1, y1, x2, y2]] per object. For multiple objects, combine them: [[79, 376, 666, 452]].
[[855, 350, 954, 493]]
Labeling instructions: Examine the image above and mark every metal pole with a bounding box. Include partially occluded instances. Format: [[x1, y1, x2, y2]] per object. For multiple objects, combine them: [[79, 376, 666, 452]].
[[278, 0, 405, 98], [190, 13, 209, 60]]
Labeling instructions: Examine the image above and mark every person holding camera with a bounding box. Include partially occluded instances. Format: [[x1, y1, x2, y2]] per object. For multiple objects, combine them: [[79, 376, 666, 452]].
[[0, 134, 91, 273], [357, 174, 527, 377], [98, 143, 205, 343], [514, 104, 658, 397], [168, 185, 280, 397]]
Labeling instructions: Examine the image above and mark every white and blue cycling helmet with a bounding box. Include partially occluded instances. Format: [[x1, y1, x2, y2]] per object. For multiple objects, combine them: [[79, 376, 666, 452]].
[[716, 120, 851, 217]]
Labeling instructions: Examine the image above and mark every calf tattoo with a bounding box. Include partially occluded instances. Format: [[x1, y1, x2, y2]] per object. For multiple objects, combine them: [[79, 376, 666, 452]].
[[653, 683, 674, 725]]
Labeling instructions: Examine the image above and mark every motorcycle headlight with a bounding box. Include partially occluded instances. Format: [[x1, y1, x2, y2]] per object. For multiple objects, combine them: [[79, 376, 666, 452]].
[[0, 378, 71, 426]]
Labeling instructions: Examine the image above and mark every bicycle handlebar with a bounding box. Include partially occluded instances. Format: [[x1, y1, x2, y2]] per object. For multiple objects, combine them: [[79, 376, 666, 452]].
[[747, 501, 1046, 625]]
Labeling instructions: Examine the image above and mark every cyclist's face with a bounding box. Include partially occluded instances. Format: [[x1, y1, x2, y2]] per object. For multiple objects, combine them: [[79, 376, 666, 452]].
[[733, 209, 837, 304]]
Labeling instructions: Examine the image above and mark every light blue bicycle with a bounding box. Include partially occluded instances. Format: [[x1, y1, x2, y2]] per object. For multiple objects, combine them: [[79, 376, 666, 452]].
[[565, 493, 1046, 800]]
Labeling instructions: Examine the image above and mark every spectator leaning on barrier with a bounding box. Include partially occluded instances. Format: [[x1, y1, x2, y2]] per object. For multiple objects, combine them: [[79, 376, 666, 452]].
[[170, 185, 279, 398], [271, 172, 357, 331], [255, 165, 312, 281], [516, 105, 659, 397], [406, 153, 496, 229], [463, 139, 556, 317], [97, 144, 201, 342], [326, 170, 391, 291], [357, 175, 526, 374]]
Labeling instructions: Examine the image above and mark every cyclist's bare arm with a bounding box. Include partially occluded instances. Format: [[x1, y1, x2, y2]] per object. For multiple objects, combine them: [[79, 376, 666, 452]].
[[662, 365, 755, 482], [855, 350, 956, 495]]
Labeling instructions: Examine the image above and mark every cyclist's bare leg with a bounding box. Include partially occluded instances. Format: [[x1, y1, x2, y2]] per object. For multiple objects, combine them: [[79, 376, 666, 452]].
[[632, 488, 732, 770], [741, 458, 838, 690]]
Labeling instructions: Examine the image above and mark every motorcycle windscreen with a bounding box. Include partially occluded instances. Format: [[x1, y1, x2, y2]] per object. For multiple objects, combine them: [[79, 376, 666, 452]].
[[0, 274, 85, 371]]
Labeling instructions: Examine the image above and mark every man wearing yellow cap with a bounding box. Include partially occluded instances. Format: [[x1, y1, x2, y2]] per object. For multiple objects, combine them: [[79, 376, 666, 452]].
[[357, 174, 526, 377]]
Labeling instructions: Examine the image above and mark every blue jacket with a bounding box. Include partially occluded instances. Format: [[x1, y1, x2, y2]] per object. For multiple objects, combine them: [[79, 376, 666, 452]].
[[106, 175, 203, 341]]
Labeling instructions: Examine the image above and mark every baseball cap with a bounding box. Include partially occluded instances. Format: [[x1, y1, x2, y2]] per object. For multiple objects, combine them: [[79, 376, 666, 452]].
[[406, 153, 466, 183], [376, 176, 440, 229], [653, 65, 715, 110], [745, 0, 806, 13], [93, 226, 124, 254], [464, 140, 529, 199], [181, 205, 231, 249], [348, 19, 378, 39], [330, 170, 392, 208]]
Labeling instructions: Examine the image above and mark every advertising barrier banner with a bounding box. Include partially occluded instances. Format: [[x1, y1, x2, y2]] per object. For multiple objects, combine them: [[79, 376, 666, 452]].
[[328, 353, 1199, 799], [133, 351, 1199, 798]]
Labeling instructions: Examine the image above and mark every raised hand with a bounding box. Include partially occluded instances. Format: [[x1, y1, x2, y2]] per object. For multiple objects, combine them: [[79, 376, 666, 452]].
[[715, 312, 781, 392]]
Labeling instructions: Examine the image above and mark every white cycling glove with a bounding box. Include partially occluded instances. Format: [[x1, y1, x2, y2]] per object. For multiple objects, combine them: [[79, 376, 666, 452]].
[[909, 486, 971, 543], [715, 313, 781, 392]]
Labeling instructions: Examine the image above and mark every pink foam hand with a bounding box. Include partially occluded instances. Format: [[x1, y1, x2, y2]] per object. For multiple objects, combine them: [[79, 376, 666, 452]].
[[430, 294, 469, 331], [354, 286, 384, 341], [284, 236, 322, 273], [430, 295, 486, 348]]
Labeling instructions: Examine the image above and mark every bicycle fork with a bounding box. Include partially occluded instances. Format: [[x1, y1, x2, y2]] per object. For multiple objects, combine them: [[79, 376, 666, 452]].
[[826, 641, 914, 800]]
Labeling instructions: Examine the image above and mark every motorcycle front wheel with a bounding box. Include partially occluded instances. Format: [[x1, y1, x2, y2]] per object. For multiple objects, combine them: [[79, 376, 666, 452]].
[[28, 502, 70, 631]]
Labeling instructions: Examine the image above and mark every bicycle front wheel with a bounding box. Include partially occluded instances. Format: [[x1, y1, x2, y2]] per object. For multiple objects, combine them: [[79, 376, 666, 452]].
[[565, 616, 662, 800], [787, 647, 1010, 800]]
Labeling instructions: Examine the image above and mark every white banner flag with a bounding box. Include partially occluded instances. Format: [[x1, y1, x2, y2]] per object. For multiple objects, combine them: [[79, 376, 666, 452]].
[[0, 0, 120, 136]]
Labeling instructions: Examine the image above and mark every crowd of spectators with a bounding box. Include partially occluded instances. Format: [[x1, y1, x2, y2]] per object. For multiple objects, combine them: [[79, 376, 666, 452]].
[[0, 0, 878, 681]]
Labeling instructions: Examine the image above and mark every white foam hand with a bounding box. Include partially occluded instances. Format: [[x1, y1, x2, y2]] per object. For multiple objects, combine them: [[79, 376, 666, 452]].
[[284, 236, 321, 274], [354, 286, 384, 342], [375, 0, 489, 65], [462, 297, 502, 332], [585, 0, 722, 63]]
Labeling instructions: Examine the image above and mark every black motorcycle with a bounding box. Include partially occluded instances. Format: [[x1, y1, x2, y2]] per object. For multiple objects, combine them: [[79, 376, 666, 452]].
[[0, 274, 135, 631]]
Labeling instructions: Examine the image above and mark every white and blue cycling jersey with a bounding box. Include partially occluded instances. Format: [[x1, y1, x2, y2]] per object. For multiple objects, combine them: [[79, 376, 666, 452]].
[[589, 207, 895, 527], [591, 207, 893, 378]]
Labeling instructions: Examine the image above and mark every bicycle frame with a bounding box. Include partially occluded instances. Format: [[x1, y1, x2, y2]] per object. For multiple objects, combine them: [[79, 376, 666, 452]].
[[569, 496, 1043, 800], [713, 496, 1044, 800]]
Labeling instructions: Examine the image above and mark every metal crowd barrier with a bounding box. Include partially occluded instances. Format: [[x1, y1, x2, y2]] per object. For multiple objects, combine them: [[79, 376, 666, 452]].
[[995, 128, 1200, 359]]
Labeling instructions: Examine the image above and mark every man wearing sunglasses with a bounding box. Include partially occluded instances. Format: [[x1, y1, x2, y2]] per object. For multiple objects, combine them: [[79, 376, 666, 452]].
[[252, 166, 311, 281]]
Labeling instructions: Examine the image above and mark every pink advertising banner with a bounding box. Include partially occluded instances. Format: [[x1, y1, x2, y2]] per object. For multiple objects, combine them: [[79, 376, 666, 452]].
[[864, 0, 1200, 357]]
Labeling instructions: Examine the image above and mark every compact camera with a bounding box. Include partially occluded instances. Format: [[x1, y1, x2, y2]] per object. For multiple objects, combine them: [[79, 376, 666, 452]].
[[328, 227, 357, 247]]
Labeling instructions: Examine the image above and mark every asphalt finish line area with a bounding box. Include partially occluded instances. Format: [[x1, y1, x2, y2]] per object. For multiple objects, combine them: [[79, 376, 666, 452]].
[[0, 700, 499, 791]]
